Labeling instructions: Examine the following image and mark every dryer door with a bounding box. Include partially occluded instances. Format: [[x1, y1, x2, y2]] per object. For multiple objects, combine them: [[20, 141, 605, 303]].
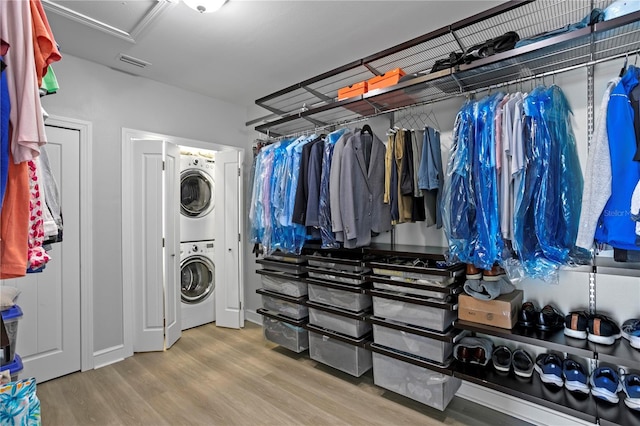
[[180, 255, 215, 304], [180, 169, 214, 218]]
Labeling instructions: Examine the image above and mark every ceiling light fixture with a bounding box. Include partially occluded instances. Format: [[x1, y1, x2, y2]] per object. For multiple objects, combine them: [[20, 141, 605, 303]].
[[183, 0, 227, 13]]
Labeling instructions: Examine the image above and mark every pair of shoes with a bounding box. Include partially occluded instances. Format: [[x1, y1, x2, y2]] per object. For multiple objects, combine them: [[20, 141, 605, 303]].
[[453, 337, 493, 366], [534, 353, 589, 393], [564, 312, 621, 345], [518, 302, 564, 331], [492, 346, 534, 378], [591, 367, 623, 403], [622, 319, 640, 349], [465, 263, 508, 282], [622, 373, 640, 411]]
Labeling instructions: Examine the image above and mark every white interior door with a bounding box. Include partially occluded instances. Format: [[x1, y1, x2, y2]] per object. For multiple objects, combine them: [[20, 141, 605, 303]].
[[131, 139, 181, 352], [163, 142, 181, 348], [1, 125, 81, 383], [214, 149, 243, 328]]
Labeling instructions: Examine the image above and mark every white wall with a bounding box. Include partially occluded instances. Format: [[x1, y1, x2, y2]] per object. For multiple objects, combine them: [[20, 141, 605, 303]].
[[42, 54, 248, 356]]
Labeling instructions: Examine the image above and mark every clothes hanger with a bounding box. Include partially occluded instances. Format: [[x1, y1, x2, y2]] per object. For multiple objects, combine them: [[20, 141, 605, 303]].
[[361, 124, 373, 136], [619, 53, 628, 78]]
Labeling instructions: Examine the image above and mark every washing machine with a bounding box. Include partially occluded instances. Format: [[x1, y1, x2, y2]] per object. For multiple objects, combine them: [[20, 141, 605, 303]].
[[180, 154, 215, 242], [180, 241, 215, 330]]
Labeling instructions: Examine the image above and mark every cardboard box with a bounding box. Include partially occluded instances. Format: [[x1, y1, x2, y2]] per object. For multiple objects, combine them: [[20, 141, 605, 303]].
[[458, 290, 523, 329], [367, 68, 406, 91], [337, 81, 368, 100]]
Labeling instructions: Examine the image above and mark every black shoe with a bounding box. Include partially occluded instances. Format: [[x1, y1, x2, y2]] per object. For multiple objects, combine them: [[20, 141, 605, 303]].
[[537, 305, 564, 331], [491, 345, 512, 373], [518, 301, 538, 328], [564, 311, 588, 339], [587, 314, 621, 345]]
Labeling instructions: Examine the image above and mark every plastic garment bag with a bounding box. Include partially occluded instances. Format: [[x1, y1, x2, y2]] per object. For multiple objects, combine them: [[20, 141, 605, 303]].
[[512, 86, 584, 279], [472, 93, 505, 269], [442, 100, 477, 264], [319, 129, 350, 248], [268, 139, 295, 254]]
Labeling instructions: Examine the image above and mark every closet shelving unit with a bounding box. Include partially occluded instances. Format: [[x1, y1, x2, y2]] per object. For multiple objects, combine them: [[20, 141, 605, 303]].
[[251, 0, 640, 137], [251, 1, 640, 424]]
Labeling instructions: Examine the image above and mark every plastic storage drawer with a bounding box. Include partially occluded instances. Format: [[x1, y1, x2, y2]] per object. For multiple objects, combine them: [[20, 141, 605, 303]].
[[256, 258, 308, 275], [262, 315, 308, 353], [308, 303, 371, 338], [257, 289, 308, 320], [307, 269, 368, 286], [308, 326, 372, 377], [1, 305, 22, 365], [371, 294, 456, 332], [372, 323, 453, 364], [308, 282, 371, 312], [372, 281, 449, 299], [259, 271, 307, 297], [0, 354, 23, 382], [372, 352, 460, 410]]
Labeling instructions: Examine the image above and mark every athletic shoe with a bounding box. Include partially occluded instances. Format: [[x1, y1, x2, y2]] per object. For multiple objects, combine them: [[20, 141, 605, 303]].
[[512, 349, 534, 378], [590, 367, 622, 403], [518, 302, 538, 328], [564, 311, 588, 339], [492, 345, 512, 373], [562, 358, 590, 394], [587, 314, 621, 345], [537, 305, 564, 332], [622, 373, 640, 411], [622, 319, 640, 350], [534, 353, 564, 387]]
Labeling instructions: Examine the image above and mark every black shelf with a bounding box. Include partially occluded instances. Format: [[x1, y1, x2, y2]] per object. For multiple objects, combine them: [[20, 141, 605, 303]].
[[454, 363, 597, 423], [257, 308, 309, 327], [369, 275, 462, 294], [368, 288, 458, 311], [597, 398, 640, 426], [368, 342, 455, 376], [366, 243, 449, 260], [255, 288, 308, 305], [255, 268, 307, 282], [369, 315, 462, 343], [256, 258, 308, 275], [594, 338, 640, 368], [454, 320, 594, 359]]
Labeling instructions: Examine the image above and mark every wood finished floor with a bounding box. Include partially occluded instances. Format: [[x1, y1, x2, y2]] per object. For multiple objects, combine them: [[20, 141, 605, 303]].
[[37, 322, 532, 426]]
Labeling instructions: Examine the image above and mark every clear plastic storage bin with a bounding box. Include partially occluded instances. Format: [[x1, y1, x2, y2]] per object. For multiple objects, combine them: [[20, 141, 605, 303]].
[[308, 306, 371, 338], [307, 270, 367, 286], [372, 296, 455, 332], [262, 316, 308, 353], [308, 283, 371, 312], [0, 354, 23, 382], [0, 305, 22, 365], [372, 323, 453, 364], [372, 281, 449, 299], [308, 328, 372, 377], [372, 352, 461, 410], [260, 273, 308, 297], [260, 292, 308, 320]]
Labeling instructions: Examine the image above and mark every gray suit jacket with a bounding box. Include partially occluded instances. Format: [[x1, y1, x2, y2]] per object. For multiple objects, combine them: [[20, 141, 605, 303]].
[[339, 131, 391, 248], [329, 131, 352, 242]]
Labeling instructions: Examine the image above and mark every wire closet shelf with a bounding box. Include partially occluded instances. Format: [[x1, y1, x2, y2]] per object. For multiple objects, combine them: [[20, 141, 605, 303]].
[[250, 0, 640, 138]]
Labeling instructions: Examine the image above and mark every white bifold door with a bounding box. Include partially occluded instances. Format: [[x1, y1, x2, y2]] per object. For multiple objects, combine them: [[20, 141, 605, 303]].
[[131, 139, 181, 351]]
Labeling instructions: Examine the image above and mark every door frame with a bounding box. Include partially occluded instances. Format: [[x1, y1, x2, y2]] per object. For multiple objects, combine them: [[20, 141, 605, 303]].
[[44, 115, 94, 372], [121, 128, 245, 353]]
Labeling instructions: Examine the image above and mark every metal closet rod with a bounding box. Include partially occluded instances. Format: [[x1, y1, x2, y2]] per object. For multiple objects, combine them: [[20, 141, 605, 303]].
[[266, 49, 638, 140]]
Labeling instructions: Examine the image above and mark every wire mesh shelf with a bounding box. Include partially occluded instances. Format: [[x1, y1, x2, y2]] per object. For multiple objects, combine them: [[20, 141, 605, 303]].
[[253, 0, 639, 137]]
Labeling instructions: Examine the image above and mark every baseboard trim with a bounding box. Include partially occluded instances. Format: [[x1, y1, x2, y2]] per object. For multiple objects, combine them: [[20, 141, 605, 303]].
[[93, 344, 131, 369], [456, 382, 592, 426], [245, 309, 262, 326]]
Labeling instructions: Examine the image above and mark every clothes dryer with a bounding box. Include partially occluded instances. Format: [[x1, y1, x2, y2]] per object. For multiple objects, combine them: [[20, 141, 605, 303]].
[[180, 241, 215, 330], [180, 154, 215, 242]]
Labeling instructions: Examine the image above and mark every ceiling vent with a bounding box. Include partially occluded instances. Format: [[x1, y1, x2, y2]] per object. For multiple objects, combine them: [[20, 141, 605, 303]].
[[118, 53, 151, 68]]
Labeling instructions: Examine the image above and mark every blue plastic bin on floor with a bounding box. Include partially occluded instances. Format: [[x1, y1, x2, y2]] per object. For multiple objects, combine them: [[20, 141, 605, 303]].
[[0, 354, 23, 382], [1, 305, 23, 365]]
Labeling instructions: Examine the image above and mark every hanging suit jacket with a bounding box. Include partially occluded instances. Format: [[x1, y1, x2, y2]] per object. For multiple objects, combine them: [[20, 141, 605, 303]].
[[340, 132, 391, 248]]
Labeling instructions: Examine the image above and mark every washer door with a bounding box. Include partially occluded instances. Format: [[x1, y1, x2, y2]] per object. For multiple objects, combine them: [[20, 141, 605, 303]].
[[180, 255, 215, 304], [180, 169, 214, 218]]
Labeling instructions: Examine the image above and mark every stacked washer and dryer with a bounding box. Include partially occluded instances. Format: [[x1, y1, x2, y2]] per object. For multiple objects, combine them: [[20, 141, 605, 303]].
[[179, 152, 216, 330]]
